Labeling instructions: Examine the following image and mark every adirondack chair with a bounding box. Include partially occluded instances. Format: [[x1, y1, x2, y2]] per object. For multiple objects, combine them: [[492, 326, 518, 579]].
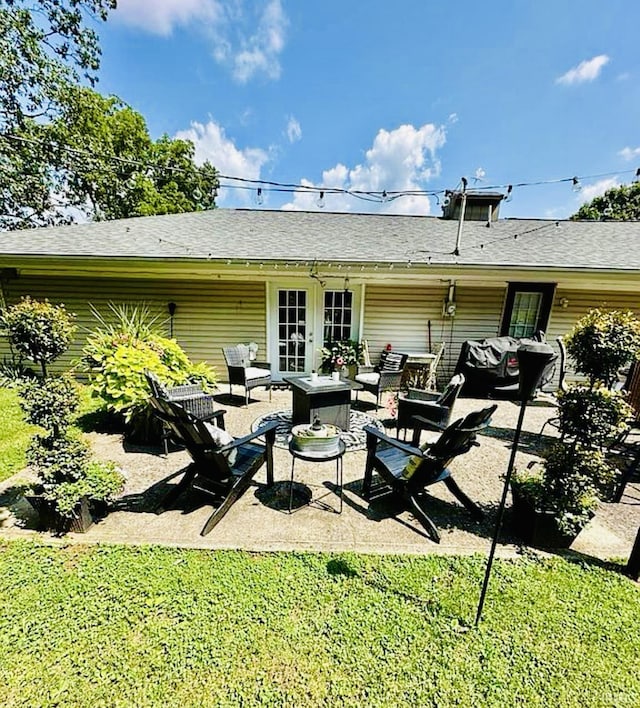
[[149, 397, 278, 536], [396, 373, 465, 440], [362, 405, 497, 543], [145, 370, 225, 454]]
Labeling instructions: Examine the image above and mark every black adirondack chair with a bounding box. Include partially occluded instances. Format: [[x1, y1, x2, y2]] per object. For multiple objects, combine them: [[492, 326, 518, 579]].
[[362, 405, 497, 543], [149, 397, 278, 536]]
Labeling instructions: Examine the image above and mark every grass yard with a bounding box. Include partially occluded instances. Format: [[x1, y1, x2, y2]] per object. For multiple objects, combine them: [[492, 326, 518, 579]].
[[0, 541, 638, 707], [0, 388, 35, 483]]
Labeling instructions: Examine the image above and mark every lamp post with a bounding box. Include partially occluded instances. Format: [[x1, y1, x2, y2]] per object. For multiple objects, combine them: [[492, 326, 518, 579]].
[[475, 341, 556, 627]]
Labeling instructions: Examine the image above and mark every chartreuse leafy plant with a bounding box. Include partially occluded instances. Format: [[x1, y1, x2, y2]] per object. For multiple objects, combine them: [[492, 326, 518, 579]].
[[83, 302, 217, 429], [1, 542, 639, 706]]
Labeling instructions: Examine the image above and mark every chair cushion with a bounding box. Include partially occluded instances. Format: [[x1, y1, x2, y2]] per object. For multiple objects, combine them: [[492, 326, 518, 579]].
[[205, 424, 237, 466], [245, 366, 270, 381], [380, 350, 405, 372], [355, 372, 380, 386], [236, 343, 251, 368], [401, 439, 432, 479]]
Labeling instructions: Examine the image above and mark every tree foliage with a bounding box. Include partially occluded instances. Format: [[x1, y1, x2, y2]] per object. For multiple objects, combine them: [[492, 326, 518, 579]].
[[1, 3, 218, 229], [572, 182, 640, 221]]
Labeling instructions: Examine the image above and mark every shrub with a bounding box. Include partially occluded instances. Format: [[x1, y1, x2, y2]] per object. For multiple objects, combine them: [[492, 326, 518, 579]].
[[19, 374, 79, 436], [557, 385, 632, 448], [83, 302, 217, 428], [564, 309, 640, 387], [513, 443, 617, 535], [49, 460, 125, 517], [0, 297, 76, 376]]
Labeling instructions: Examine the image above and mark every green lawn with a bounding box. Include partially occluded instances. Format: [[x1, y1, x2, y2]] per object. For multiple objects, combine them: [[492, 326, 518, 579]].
[[0, 388, 35, 483], [0, 541, 638, 707], [0, 384, 105, 483]]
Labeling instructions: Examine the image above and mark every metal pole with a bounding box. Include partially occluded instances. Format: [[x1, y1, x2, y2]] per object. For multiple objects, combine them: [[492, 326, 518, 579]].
[[475, 399, 528, 626]]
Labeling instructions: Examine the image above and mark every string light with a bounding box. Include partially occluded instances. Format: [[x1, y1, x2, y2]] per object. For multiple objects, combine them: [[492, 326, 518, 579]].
[[2, 131, 639, 211]]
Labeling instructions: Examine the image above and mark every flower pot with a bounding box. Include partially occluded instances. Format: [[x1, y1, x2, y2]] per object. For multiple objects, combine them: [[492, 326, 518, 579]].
[[510, 488, 581, 549], [26, 495, 94, 534]]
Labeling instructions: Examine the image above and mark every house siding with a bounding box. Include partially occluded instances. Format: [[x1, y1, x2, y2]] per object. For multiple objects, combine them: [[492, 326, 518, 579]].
[[0, 275, 266, 379], [362, 283, 506, 384]]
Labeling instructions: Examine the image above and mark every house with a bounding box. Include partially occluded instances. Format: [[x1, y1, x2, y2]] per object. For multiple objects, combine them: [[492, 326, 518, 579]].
[[0, 193, 638, 385]]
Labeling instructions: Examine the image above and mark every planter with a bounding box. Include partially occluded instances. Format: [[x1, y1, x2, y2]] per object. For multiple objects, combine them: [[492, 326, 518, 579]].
[[510, 488, 582, 549], [26, 495, 94, 534]]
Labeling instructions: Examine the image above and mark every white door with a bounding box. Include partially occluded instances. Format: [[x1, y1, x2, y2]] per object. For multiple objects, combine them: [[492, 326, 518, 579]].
[[268, 283, 361, 380]]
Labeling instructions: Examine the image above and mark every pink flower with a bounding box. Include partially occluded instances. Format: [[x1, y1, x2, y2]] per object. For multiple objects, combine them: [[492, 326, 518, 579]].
[[335, 356, 344, 366]]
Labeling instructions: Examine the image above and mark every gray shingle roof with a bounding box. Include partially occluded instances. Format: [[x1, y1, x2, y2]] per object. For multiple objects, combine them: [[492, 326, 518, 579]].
[[0, 208, 639, 271]]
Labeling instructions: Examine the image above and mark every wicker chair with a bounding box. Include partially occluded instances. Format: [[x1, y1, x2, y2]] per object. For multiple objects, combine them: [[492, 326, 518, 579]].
[[354, 349, 409, 409], [145, 371, 224, 454], [222, 345, 272, 407]]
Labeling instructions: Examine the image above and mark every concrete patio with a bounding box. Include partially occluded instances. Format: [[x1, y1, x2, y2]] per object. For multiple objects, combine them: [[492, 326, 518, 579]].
[[0, 388, 638, 564]]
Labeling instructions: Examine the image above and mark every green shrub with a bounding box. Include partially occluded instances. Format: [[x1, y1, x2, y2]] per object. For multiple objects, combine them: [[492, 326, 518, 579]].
[[564, 308, 640, 387], [19, 374, 79, 436], [49, 460, 125, 517], [0, 297, 76, 376], [27, 430, 92, 487], [513, 443, 616, 535], [557, 384, 632, 447], [83, 302, 217, 429]]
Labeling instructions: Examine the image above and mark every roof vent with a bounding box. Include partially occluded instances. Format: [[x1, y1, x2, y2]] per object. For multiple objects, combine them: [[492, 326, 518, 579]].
[[442, 190, 506, 222]]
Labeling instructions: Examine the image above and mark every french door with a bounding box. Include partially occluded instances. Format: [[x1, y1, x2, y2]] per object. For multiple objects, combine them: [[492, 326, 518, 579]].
[[268, 283, 360, 379]]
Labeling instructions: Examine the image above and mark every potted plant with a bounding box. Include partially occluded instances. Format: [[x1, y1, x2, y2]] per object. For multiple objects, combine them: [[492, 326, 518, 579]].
[[1, 297, 125, 532], [319, 339, 362, 377]]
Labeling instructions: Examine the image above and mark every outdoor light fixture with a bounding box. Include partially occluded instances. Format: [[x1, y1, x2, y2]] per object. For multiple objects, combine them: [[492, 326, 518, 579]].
[[256, 187, 264, 205], [317, 190, 326, 208], [475, 341, 556, 627], [167, 302, 177, 338], [572, 176, 581, 192]]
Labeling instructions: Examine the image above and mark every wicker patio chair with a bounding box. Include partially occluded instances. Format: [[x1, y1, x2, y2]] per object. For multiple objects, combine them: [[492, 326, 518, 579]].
[[354, 349, 408, 409], [362, 404, 497, 543], [222, 344, 272, 407]]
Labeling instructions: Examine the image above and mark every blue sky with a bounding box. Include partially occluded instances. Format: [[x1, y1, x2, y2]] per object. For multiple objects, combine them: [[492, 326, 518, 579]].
[[96, 0, 640, 218]]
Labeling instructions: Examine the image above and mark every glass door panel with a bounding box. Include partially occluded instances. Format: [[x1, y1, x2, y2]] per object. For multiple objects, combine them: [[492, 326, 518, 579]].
[[277, 289, 308, 374]]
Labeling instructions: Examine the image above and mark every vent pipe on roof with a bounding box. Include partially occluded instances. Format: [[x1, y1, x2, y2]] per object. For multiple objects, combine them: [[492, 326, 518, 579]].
[[453, 177, 468, 257]]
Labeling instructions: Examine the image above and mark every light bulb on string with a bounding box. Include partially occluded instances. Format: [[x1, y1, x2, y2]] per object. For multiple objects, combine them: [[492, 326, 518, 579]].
[[317, 190, 325, 208], [634, 168, 640, 184], [256, 187, 264, 205], [572, 176, 582, 192]]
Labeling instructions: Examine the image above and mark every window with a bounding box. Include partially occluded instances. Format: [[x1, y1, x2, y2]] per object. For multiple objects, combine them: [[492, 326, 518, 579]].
[[500, 283, 555, 338], [323, 290, 353, 345]]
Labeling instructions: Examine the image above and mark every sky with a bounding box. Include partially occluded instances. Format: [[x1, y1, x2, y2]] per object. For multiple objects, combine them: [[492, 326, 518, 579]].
[[94, 0, 640, 219]]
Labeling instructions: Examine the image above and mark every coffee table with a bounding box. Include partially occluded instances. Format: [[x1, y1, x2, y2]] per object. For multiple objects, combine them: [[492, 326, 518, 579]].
[[283, 375, 363, 431]]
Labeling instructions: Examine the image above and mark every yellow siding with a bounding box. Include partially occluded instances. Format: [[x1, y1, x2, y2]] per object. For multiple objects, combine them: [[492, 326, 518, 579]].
[[0, 276, 266, 379], [363, 284, 506, 383]]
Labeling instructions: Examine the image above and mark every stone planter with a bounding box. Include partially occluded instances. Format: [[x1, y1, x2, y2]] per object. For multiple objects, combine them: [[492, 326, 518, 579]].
[[26, 495, 94, 534]]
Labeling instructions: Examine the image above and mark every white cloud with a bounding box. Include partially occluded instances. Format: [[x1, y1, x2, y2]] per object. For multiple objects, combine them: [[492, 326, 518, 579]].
[[281, 123, 447, 215], [556, 54, 610, 85], [578, 177, 619, 203], [448, 113, 458, 124], [114, 0, 220, 36], [619, 146, 640, 161], [115, 0, 288, 83], [175, 120, 270, 205], [286, 116, 302, 143]]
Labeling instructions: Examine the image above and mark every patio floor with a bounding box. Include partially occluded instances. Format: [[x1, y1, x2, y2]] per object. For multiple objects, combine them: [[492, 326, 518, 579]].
[[0, 388, 638, 564]]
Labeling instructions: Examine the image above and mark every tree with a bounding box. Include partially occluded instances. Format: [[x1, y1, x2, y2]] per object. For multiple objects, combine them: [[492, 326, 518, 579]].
[[1, 3, 218, 229], [572, 182, 640, 221]]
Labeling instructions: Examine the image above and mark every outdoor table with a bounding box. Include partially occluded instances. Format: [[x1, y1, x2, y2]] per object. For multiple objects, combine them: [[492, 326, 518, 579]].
[[283, 375, 362, 431], [288, 439, 346, 514]]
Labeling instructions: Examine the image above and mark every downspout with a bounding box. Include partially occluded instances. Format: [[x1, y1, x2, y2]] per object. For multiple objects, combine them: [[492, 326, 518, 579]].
[[453, 177, 468, 256]]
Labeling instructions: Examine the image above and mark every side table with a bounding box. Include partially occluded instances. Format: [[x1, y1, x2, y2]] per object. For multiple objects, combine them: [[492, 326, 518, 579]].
[[288, 440, 346, 514]]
